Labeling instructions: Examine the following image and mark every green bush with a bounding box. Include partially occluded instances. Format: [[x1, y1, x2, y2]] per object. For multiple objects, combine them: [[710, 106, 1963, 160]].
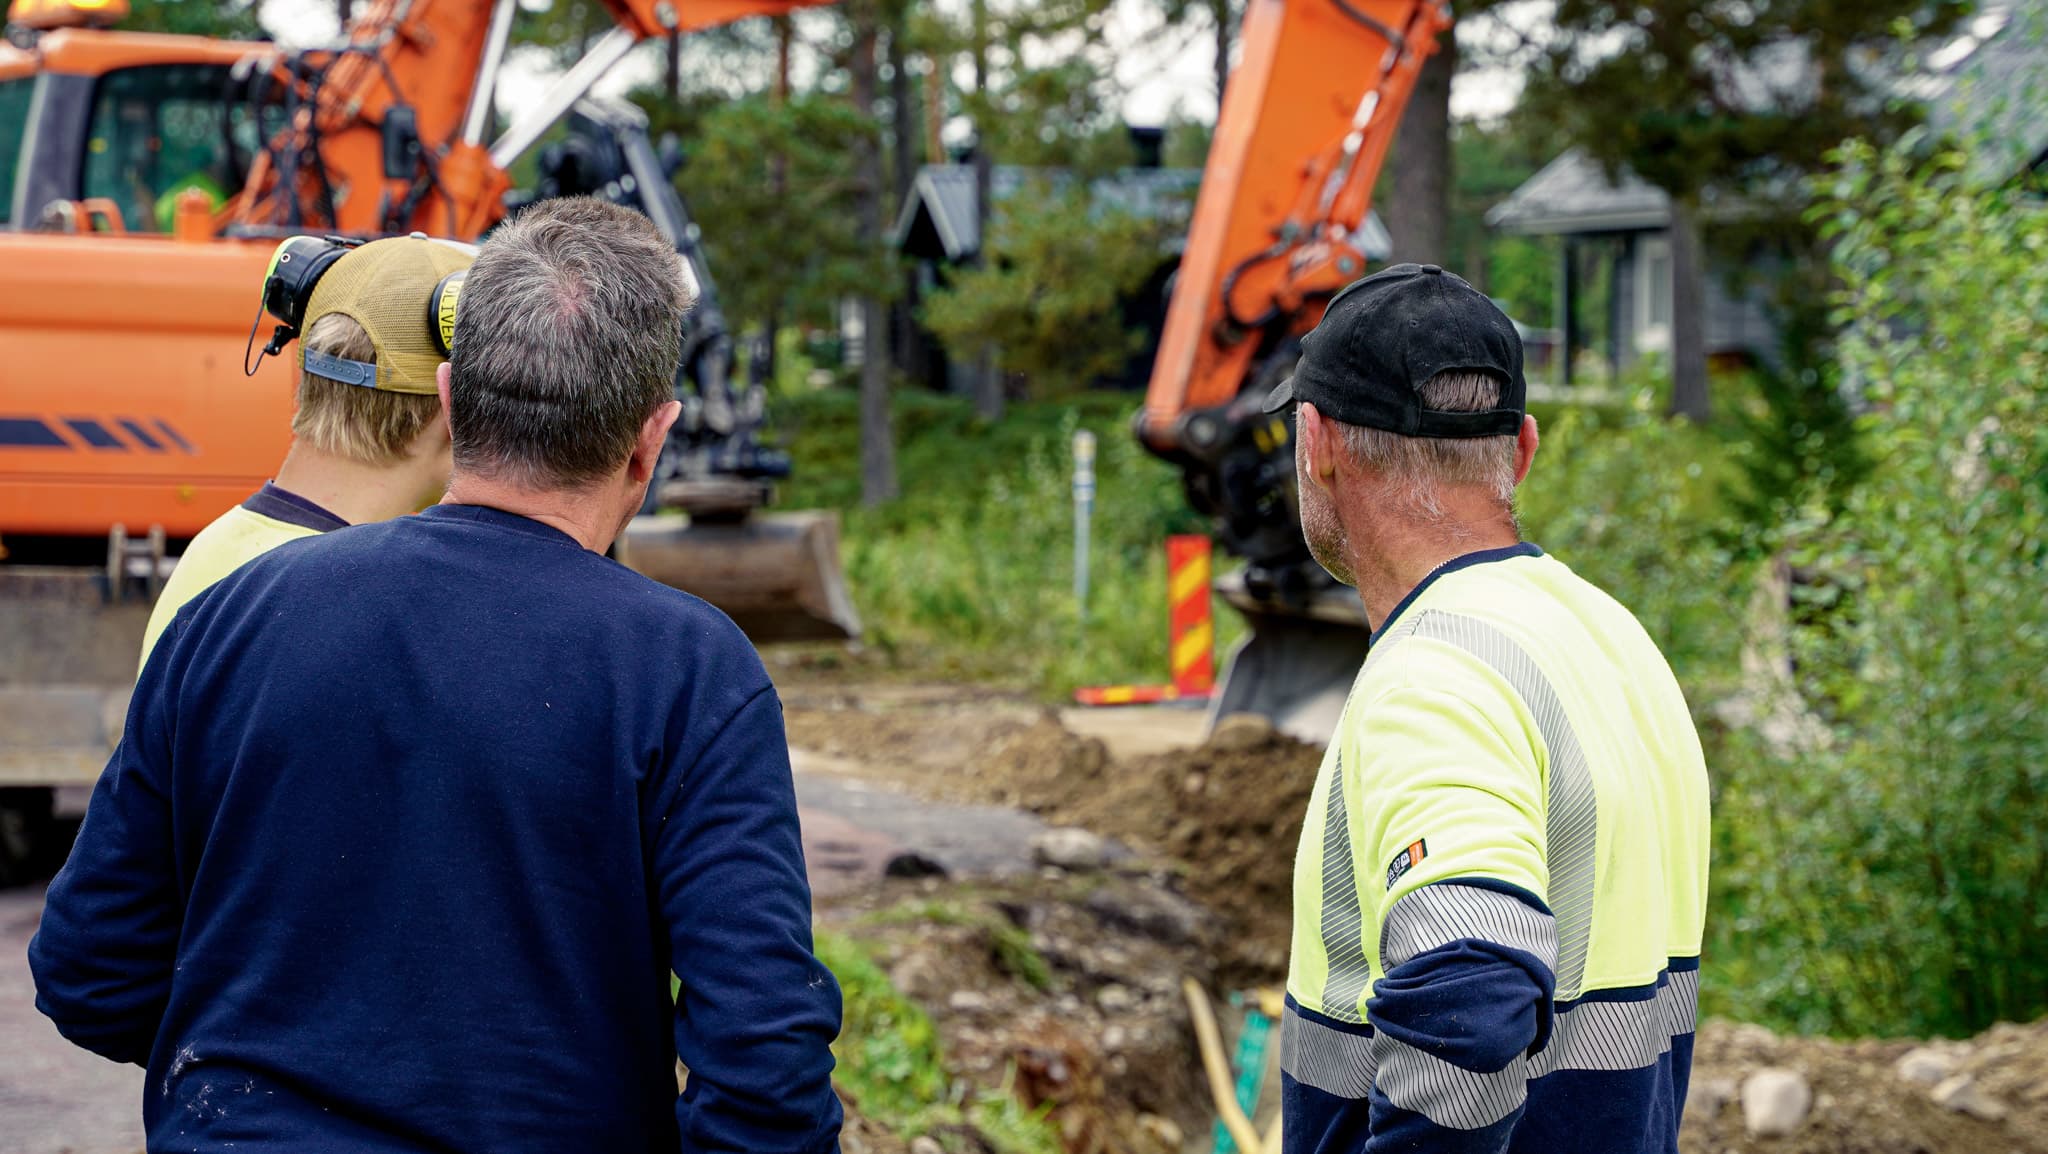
[[1704, 142, 2048, 1038], [1518, 392, 1749, 696], [921, 180, 1176, 393]]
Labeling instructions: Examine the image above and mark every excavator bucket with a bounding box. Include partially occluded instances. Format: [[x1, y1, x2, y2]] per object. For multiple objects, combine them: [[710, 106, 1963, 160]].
[[1207, 574, 1370, 746], [615, 511, 861, 644]]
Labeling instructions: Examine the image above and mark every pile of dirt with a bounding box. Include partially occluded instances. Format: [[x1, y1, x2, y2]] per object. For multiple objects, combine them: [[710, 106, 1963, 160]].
[[792, 700, 1325, 981], [1683, 1017, 2048, 1153], [972, 713, 1321, 980]]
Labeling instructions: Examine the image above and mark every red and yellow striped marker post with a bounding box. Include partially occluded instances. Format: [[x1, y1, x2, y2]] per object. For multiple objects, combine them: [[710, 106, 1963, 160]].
[[1166, 534, 1215, 696], [1074, 534, 1215, 706]]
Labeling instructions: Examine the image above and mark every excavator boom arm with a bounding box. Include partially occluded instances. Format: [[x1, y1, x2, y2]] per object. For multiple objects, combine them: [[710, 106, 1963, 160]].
[[229, 0, 832, 239], [1140, 0, 1449, 447]]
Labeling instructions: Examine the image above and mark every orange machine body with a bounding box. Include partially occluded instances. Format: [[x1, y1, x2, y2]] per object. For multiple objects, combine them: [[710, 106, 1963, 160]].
[[1, 29, 286, 537], [0, 230, 288, 537], [0, 0, 821, 543]]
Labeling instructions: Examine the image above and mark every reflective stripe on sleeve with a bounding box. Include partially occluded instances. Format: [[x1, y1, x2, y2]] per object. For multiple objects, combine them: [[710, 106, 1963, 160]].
[[1284, 965, 1700, 1117], [1380, 883, 1558, 973], [1373, 1038, 1531, 1130]]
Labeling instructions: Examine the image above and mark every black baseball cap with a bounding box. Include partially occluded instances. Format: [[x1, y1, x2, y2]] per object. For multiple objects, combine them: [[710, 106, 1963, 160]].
[[1263, 263, 1525, 438]]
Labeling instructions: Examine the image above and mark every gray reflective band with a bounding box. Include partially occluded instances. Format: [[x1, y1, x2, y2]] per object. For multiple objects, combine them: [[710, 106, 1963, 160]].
[[1381, 883, 1558, 973], [1374, 1039, 1530, 1130], [1317, 753, 1374, 1023], [1281, 1003, 1378, 1098], [1401, 611, 1601, 1001], [1530, 969, 1699, 1077], [303, 348, 379, 389], [1282, 968, 1701, 1116]]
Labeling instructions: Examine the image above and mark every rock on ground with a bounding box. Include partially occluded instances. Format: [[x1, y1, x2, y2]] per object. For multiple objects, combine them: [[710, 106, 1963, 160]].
[[1741, 1068, 1813, 1137]]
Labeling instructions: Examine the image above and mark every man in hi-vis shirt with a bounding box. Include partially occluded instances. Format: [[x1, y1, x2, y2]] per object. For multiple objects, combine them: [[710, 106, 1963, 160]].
[[1268, 264, 1711, 1154]]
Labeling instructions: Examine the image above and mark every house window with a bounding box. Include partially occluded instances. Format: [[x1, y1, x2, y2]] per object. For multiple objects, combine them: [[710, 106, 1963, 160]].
[[1635, 234, 1673, 353]]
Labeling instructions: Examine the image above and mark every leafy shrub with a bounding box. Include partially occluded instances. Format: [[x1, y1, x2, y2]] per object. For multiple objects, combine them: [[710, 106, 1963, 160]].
[[773, 389, 1238, 693], [921, 180, 1177, 392], [1708, 142, 2048, 1037], [1518, 393, 1749, 696]]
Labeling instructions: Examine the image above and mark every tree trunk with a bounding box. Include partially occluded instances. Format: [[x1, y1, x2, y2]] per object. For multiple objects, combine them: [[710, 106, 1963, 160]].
[[758, 16, 794, 388], [1212, 0, 1232, 107], [851, 1, 898, 503], [924, 63, 945, 165], [886, 6, 920, 381], [665, 31, 681, 99], [1668, 196, 1710, 422], [970, 0, 1004, 421], [1382, 29, 1455, 266]]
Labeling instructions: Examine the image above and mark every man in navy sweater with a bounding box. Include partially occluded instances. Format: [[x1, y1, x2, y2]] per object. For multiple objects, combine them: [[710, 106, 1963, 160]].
[[30, 197, 844, 1153]]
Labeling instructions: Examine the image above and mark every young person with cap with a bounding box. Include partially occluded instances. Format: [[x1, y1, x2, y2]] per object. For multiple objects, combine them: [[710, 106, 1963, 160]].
[[1271, 264, 1711, 1153], [136, 234, 475, 664], [31, 198, 841, 1153]]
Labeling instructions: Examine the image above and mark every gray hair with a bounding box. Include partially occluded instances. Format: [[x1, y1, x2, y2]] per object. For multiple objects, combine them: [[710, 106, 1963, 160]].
[[447, 197, 694, 489], [1335, 371, 1518, 525]]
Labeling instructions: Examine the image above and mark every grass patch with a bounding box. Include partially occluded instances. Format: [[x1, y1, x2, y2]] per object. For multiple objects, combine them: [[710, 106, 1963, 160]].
[[815, 931, 1063, 1153], [767, 387, 1243, 695], [855, 901, 1054, 992]]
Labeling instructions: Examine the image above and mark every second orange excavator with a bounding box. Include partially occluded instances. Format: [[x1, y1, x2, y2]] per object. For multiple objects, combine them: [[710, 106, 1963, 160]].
[[1140, 0, 1452, 740]]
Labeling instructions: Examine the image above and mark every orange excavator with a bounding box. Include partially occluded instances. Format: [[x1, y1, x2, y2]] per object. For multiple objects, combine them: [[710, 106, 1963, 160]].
[[0, 0, 855, 874], [1140, 0, 1450, 740]]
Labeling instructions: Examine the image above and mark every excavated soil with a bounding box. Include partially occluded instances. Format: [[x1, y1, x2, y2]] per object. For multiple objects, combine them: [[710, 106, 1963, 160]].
[[785, 691, 1321, 981], [1006, 716, 1321, 981]]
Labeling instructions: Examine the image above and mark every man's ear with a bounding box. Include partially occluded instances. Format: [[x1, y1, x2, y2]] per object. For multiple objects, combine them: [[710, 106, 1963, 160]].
[[629, 400, 683, 484], [1298, 401, 1340, 487], [1513, 413, 1539, 486]]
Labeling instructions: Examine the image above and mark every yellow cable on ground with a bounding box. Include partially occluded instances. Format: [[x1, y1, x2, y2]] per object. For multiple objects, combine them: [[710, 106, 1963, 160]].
[[1182, 976, 1266, 1154]]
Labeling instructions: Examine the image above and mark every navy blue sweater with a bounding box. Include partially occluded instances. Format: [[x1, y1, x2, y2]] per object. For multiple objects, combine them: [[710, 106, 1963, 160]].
[[30, 503, 843, 1154]]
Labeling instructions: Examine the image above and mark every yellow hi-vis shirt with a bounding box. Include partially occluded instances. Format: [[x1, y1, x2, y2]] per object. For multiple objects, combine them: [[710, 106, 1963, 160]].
[[1282, 543, 1710, 1154], [138, 484, 348, 669]]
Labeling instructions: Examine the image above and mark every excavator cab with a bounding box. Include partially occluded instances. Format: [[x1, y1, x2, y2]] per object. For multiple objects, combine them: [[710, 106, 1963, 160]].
[[0, 23, 274, 233]]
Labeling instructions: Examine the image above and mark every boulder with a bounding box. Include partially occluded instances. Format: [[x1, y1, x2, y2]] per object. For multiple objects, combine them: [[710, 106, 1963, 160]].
[[1741, 1068, 1813, 1137]]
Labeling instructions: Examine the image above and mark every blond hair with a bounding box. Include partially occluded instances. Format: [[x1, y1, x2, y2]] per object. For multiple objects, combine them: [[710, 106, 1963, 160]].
[[1336, 371, 1519, 524], [291, 313, 441, 466]]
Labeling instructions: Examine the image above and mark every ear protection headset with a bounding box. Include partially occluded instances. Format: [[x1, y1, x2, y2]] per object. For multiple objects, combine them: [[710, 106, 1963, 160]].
[[242, 233, 471, 378]]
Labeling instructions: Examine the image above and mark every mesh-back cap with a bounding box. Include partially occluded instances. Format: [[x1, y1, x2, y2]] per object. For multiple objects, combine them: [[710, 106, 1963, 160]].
[[302, 236, 478, 395]]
